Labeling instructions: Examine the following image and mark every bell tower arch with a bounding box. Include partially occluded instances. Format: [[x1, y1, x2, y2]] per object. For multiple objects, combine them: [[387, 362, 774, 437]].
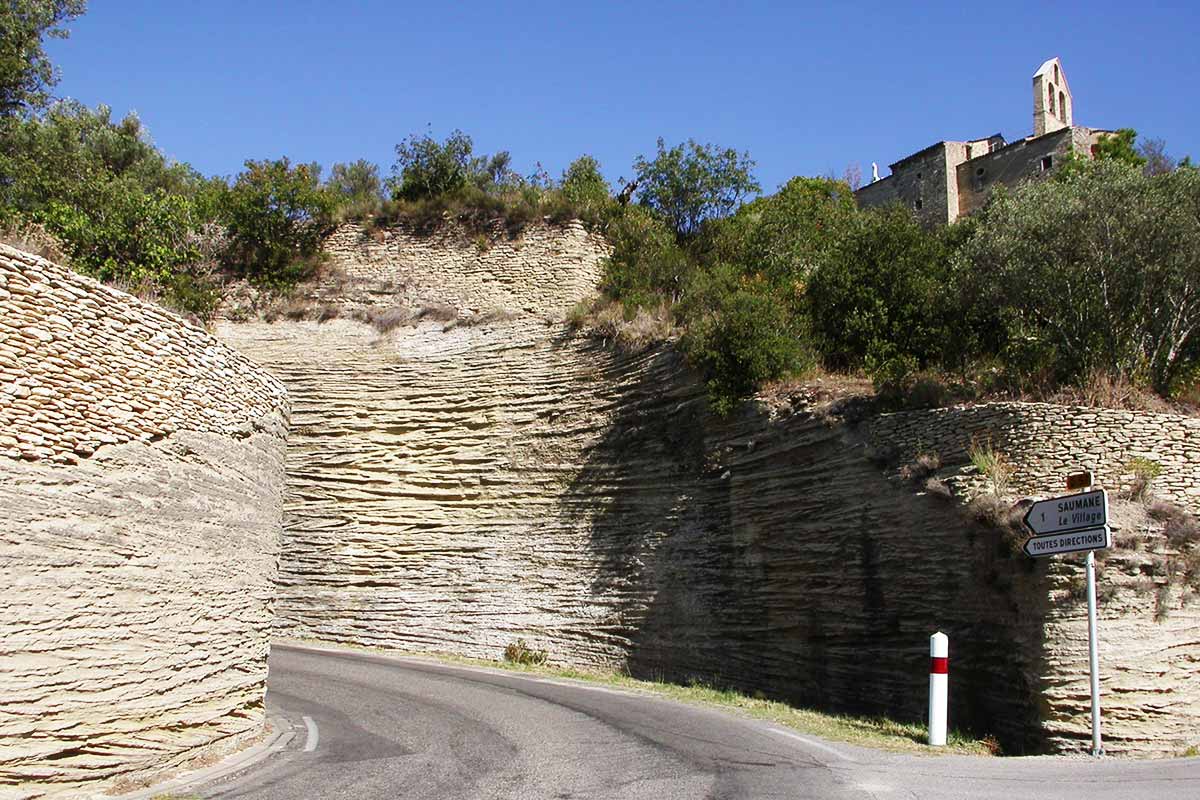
[[1033, 57, 1073, 136]]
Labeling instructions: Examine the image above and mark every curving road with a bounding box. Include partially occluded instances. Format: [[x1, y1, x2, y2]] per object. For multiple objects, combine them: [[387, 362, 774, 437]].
[[196, 643, 1200, 800]]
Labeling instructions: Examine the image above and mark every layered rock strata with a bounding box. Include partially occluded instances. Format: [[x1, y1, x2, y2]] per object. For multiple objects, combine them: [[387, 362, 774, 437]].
[[218, 221, 1198, 757], [0, 245, 289, 798], [316, 220, 608, 315]]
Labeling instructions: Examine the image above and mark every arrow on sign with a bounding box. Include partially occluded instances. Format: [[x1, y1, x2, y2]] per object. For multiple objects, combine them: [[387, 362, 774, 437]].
[[1024, 527, 1111, 558], [1023, 489, 1108, 536]]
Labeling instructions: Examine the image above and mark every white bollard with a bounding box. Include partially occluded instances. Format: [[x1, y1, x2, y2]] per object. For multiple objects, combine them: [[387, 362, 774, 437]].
[[928, 631, 948, 746]]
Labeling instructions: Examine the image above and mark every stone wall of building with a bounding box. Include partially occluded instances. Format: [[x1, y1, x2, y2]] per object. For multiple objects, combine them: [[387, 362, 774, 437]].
[[215, 223, 1199, 757], [0, 244, 289, 798], [955, 127, 1075, 217]]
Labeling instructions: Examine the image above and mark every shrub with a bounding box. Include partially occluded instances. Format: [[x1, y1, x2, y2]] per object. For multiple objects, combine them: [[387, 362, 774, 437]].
[[221, 158, 337, 289], [503, 638, 548, 666], [806, 204, 951, 372], [1165, 513, 1200, 550], [682, 284, 810, 415], [560, 155, 612, 223], [601, 205, 691, 309], [967, 494, 1025, 555], [1124, 457, 1163, 502]]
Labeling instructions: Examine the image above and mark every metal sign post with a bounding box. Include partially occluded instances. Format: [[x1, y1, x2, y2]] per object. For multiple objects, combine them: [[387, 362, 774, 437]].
[[1022, 484, 1108, 757], [1085, 549, 1103, 756]]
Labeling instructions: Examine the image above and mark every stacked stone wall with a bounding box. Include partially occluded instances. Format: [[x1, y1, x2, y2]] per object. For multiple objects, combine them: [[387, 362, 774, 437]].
[[317, 220, 608, 317], [0, 244, 289, 798], [868, 402, 1200, 514]]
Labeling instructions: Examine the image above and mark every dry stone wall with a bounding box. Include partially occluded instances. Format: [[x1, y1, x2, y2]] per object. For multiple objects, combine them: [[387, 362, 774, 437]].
[[0, 245, 289, 798], [216, 221, 1199, 757], [317, 220, 608, 316], [868, 403, 1200, 514]]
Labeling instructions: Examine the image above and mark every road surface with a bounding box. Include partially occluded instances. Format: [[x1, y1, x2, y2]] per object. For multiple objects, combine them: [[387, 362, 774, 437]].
[[194, 643, 1200, 800]]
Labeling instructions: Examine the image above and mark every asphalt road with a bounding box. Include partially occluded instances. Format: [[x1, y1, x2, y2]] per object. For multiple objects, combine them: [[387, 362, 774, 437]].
[[197, 643, 1200, 800]]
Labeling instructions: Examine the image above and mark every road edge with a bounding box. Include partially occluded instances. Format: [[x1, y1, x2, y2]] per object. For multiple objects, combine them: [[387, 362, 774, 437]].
[[110, 713, 296, 800]]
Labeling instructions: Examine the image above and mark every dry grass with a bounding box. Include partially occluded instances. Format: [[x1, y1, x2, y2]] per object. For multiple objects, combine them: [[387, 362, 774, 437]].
[[967, 494, 1027, 555], [967, 438, 1013, 496], [260, 295, 315, 323], [568, 298, 677, 350], [1039, 370, 1183, 414], [923, 477, 955, 501], [457, 308, 520, 328], [0, 221, 69, 263], [900, 453, 940, 482]]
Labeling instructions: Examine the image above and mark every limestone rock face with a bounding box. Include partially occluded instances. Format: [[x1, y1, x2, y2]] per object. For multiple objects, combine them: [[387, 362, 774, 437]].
[[0, 246, 289, 798], [216, 221, 1199, 758], [221, 314, 1200, 757]]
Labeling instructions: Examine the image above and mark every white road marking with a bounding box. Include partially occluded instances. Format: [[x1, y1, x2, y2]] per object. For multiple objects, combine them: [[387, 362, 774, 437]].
[[302, 715, 319, 752], [767, 727, 854, 762]]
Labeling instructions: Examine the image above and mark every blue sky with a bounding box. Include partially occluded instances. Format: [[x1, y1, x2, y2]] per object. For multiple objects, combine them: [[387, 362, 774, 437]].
[[46, 1, 1199, 192]]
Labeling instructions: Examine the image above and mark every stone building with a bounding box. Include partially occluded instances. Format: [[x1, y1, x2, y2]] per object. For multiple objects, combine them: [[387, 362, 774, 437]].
[[855, 58, 1113, 224]]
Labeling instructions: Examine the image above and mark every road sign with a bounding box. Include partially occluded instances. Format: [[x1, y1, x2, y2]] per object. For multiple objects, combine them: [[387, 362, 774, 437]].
[[1022, 489, 1107, 536], [1023, 526, 1111, 558]]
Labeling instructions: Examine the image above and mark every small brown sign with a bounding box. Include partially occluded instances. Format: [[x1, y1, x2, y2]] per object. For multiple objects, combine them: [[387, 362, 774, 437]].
[[1066, 471, 1093, 491]]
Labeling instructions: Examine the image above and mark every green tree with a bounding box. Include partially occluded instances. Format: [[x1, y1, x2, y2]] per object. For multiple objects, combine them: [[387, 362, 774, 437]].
[[0, 103, 206, 292], [632, 138, 759, 238], [960, 160, 1200, 395], [0, 0, 86, 117], [1091, 128, 1145, 168], [0, 102, 196, 210], [705, 176, 858, 288], [222, 158, 337, 287], [388, 129, 475, 200]]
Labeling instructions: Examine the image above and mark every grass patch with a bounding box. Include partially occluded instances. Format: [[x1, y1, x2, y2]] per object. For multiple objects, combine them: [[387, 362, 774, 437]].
[[281, 639, 994, 756], [967, 438, 1013, 496]]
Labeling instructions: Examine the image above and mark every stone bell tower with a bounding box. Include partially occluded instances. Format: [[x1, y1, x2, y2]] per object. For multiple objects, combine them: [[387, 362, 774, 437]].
[[1034, 57, 1073, 137]]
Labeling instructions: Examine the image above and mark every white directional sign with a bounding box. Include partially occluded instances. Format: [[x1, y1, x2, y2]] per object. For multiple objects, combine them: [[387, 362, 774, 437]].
[[1023, 489, 1108, 536], [1023, 526, 1111, 558]]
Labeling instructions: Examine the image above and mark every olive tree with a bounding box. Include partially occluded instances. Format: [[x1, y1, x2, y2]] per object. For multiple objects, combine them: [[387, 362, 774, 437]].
[[960, 160, 1200, 395]]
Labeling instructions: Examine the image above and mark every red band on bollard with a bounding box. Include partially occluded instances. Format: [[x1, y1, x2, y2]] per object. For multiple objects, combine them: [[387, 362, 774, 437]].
[[930, 657, 949, 674]]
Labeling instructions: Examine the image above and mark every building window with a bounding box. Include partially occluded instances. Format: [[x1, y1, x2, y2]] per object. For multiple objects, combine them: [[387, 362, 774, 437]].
[[966, 144, 973, 159], [916, 172, 922, 180], [915, 199, 923, 210], [1054, 64, 1060, 84], [1059, 92, 1066, 121], [1041, 155, 1053, 172], [1048, 84, 1055, 114]]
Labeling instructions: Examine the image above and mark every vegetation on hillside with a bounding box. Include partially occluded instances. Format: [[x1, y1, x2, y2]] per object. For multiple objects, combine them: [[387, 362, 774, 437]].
[[1, 2, 1196, 415]]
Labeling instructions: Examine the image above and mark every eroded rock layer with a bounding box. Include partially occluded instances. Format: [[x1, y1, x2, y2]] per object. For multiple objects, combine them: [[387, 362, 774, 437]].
[[0, 246, 288, 798], [221, 312, 1199, 757], [217, 221, 1197, 757]]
